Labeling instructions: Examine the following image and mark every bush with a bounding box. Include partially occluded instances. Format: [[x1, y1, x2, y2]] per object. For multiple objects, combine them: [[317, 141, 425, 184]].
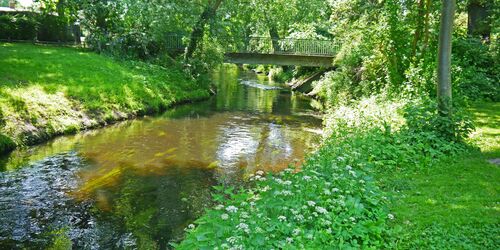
[[178, 133, 394, 249], [37, 14, 73, 42], [0, 13, 38, 40], [452, 38, 499, 101], [177, 96, 471, 249], [0, 133, 15, 153], [0, 12, 75, 42]]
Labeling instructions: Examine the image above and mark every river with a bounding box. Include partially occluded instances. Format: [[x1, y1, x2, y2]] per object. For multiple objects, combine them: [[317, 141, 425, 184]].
[[0, 66, 322, 249]]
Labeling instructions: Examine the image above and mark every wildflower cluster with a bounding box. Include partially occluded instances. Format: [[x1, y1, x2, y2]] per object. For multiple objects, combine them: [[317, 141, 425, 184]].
[[178, 135, 393, 249]]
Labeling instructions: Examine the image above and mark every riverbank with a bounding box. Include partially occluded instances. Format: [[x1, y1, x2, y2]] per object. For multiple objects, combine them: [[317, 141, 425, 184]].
[[178, 98, 499, 248], [380, 102, 499, 248], [0, 43, 211, 155]]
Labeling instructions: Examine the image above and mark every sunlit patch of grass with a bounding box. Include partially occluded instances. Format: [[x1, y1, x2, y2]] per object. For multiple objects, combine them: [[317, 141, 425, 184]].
[[0, 43, 210, 153], [380, 102, 500, 249]]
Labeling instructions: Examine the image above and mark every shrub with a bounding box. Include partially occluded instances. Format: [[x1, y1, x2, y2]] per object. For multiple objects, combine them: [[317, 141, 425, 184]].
[[178, 133, 394, 249], [37, 14, 73, 42], [452, 38, 499, 101], [0, 15, 16, 39], [0, 133, 15, 153]]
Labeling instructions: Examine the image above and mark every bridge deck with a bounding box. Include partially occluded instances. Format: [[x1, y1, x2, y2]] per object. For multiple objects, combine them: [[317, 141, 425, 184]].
[[224, 53, 334, 67], [166, 35, 339, 66]]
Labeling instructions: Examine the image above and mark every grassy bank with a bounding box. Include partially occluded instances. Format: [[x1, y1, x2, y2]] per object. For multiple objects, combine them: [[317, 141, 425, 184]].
[[178, 98, 499, 249], [0, 43, 210, 154], [380, 102, 499, 248]]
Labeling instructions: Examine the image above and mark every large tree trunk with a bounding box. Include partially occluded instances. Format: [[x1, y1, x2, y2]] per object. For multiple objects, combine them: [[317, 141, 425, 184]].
[[467, 1, 490, 39], [437, 0, 455, 116], [185, 0, 223, 61]]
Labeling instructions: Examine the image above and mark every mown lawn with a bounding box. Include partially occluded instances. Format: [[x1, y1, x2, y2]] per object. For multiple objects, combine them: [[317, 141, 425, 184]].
[[382, 102, 500, 248], [0, 43, 210, 152]]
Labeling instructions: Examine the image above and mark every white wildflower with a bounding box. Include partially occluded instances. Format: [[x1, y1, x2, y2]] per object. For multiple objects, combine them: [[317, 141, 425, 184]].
[[286, 237, 293, 244], [332, 188, 340, 193], [303, 175, 311, 181], [215, 204, 224, 210], [323, 189, 331, 195], [345, 165, 352, 170], [187, 224, 195, 229], [388, 214, 395, 220], [307, 201, 316, 207], [294, 214, 304, 221], [349, 170, 357, 177], [349, 217, 356, 222], [237, 223, 249, 230], [292, 228, 301, 235], [283, 180, 292, 185], [226, 205, 238, 213], [278, 215, 287, 222], [227, 236, 238, 244], [315, 206, 327, 214], [282, 190, 293, 196], [221, 213, 229, 220], [256, 170, 264, 176]]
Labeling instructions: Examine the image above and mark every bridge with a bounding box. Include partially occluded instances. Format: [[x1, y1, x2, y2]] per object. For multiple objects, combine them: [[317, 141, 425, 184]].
[[166, 35, 340, 67]]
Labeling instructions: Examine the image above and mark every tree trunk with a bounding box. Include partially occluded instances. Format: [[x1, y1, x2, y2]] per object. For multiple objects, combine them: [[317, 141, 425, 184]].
[[467, 1, 490, 39], [411, 0, 425, 60], [437, 0, 455, 116], [420, 0, 432, 59], [269, 26, 281, 53], [185, 0, 223, 61]]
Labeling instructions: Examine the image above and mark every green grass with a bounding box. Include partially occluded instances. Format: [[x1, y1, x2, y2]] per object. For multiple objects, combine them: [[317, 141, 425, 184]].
[[380, 102, 500, 249], [178, 98, 499, 249], [0, 43, 210, 152]]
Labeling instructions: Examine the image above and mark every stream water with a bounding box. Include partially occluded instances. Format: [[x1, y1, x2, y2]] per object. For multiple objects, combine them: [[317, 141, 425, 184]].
[[0, 66, 322, 249]]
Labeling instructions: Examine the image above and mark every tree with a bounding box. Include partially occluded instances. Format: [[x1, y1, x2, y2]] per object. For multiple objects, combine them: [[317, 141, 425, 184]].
[[467, 0, 491, 39], [185, 0, 224, 60], [437, 0, 455, 116]]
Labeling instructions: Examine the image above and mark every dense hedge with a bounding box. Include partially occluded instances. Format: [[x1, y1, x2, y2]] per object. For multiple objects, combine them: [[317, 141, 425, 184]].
[[0, 12, 75, 42]]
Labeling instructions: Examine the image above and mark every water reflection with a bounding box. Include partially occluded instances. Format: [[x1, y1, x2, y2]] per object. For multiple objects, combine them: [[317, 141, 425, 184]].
[[0, 65, 322, 248]]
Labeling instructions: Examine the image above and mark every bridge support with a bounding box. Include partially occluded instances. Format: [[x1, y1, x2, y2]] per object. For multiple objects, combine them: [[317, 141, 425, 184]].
[[224, 53, 334, 67]]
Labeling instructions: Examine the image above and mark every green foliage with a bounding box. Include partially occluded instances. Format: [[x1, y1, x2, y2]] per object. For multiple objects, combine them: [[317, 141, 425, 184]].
[[178, 96, 474, 248], [0, 13, 38, 40], [378, 102, 500, 249], [452, 38, 499, 101], [0, 12, 74, 42], [0, 133, 15, 153], [0, 43, 210, 153], [179, 135, 394, 249], [403, 97, 475, 142]]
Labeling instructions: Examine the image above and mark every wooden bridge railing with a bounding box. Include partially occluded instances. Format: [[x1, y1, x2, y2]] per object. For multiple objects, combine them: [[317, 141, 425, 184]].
[[165, 35, 340, 57]]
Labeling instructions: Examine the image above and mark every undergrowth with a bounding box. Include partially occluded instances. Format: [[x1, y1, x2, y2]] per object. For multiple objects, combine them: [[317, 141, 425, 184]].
[[177, 97, 473, 249]]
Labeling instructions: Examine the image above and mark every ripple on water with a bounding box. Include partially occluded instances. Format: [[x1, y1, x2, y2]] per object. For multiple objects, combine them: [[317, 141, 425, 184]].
[[0, 152, 136, 248]]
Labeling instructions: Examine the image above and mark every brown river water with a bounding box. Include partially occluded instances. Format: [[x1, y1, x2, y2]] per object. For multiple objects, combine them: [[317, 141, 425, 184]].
[[0, 66, 322, 249]]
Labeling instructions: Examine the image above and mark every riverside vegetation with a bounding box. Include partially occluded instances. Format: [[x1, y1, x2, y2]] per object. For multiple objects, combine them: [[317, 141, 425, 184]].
[[0, 0, 499, 249], [0, 43, 210, 154]]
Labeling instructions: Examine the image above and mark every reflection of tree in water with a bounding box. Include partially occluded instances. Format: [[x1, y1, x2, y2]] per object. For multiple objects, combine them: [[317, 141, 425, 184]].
[[94, 166, 217, 249]]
